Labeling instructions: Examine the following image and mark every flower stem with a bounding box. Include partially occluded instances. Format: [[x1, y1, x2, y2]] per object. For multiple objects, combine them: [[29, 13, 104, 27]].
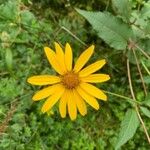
[[104, 90, 141, 105], [141, 60, 150, 75], [127, 59, 150, 144], [132, 48, 147, 96]]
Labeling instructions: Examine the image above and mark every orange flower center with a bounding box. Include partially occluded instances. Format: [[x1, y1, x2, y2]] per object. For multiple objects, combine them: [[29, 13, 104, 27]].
[[61, 71, 80, 89]]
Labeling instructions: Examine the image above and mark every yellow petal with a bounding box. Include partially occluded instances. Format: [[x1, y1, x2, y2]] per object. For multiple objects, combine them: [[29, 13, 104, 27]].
[[44, 47, 64, 75], [73, 89, 87, 116], [76, 86, 99, 110], [79, 59, 106, 77], [81, 74, 110, 83], [41, 85, 65, 113], [74, 45, 94, 72], [54, 42, 67, 73], [79, 82, 107, 101], [59, 90, 68, 118], [32, 84, 62, 101], [65, 43, 72, 71], [27, 75, 61, 85], [68, 90, 77, 120]]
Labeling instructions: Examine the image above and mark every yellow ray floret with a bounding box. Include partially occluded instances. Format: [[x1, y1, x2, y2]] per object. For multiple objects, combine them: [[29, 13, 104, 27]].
[[27, 75, 61, 85], [76, 86, 100, 110], [81, 74, 110, 83], [54, 42, 67, 73], [68, 90, 77, 120], [65, 43, 72, 71], [44, 47, 64, 75], [73, 89, 87, 116], [79, 82, 107, 101], [41, 84, 65, 113], [59, 90, 68, 118], [32, 84, 62, 101], [74, 45, 94, 72], [79, 59, 106, 77]]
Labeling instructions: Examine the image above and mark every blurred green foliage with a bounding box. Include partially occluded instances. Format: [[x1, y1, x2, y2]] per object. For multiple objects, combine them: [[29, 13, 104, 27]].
[[0, 0, 150, 149]]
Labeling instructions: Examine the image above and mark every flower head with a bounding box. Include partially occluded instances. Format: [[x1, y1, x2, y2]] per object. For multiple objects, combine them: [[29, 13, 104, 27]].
[[27, 42, 110, 120]]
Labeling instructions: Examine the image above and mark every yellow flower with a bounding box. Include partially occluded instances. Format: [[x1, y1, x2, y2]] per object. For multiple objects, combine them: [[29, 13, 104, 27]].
[[27, 42, 110, 120]]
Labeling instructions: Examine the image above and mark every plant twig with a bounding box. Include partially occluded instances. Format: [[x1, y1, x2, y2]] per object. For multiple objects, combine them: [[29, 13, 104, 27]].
[[61, 26, 87, 46], [0, 72, 9, 76], [105, 0, 110, 11], [135, 44, 150, 60], [53, 26, 87, 47], [127, 59, 150, 144], [132, 49, 147, 96], [0, 102, 17, 135]]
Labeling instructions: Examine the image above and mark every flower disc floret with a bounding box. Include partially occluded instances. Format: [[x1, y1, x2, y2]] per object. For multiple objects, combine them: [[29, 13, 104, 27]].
[[61, 71, 80, 89]]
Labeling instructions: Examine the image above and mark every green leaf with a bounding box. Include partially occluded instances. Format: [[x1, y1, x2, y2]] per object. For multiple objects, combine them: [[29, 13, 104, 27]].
[[20, 10, 36, 25], [0, 0, 18, 20], [136, 76, 150, 84], [76, 9, 133, 50], [141, 1, 150, 19], [115, 109, 139, 149], [142, 93, 150, 107], [112, 0, 131, 22], [144, 21, 150, 37], [140, 106, 150, 118], [5, 48, 13, 71], [11, 124, 22, 132]]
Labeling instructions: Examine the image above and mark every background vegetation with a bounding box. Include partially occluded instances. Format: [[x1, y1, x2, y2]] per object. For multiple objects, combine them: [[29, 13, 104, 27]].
[[0, 0, 150, 149]]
